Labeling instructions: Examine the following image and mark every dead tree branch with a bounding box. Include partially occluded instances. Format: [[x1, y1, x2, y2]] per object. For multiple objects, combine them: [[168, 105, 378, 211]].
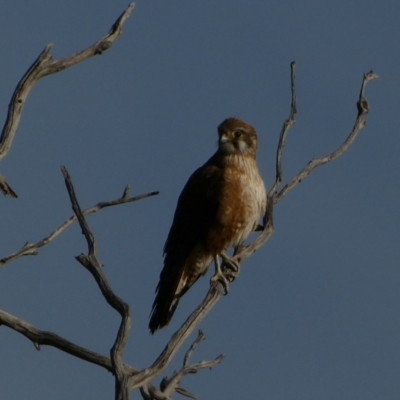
[[61, 166, 132, 400], [0, 309, 134, 373], [0, 173, 17, 198], [0, 187, 159, 267], [276, 70, 378, 202], [0, 3, 135, 197], [161, 330, 224, 399]]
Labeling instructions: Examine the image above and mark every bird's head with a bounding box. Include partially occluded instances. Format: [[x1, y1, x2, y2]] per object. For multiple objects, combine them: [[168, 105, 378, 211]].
[[217, 117, 258, 157]]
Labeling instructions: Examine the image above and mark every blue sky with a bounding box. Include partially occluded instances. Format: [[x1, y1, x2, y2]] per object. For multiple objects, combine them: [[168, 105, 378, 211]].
[[1, 1, 399, 399]]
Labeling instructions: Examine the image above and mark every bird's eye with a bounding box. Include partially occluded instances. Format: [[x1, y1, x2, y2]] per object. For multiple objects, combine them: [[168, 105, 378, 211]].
[[232, 130, 242, 138]]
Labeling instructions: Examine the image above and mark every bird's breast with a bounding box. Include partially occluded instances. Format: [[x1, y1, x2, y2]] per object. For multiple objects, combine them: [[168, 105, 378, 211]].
[[206, 156, 266, 255]]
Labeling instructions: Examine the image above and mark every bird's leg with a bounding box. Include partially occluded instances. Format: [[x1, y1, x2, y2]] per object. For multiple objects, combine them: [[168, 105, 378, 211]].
[[211, 256, 230, 295]]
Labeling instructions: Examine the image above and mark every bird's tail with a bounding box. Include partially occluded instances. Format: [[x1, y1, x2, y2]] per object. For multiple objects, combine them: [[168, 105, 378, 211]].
[[149, 263, 190, 334], [149, 250, 211, 334], [148, 288, 180, 334]]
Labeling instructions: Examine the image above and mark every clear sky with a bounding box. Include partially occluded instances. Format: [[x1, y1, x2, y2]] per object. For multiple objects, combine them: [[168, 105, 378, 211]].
[[1, 1, 399, 399]]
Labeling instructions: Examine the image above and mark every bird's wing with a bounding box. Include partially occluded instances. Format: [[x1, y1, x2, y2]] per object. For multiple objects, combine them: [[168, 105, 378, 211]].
[[149, 158, 222, 332]]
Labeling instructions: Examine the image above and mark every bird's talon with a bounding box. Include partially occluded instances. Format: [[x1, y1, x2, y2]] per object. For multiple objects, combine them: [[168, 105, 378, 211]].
[[211, 271, 230, 294], [221, 253, 240, 273], [224, 268, 238, 282]]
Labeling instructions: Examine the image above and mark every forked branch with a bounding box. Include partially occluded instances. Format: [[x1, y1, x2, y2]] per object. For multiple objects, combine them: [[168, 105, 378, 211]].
[[0, 3, 135, 196], [0, 187, 158, 267], [61, 166, 132, 400], [161, 330, 224, 399], [276, 70, 378, 202]]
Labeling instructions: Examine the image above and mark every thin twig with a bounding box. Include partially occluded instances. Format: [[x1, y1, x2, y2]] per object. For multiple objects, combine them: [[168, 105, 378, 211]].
[[270, 61, 297, 195], [0, 3, 135, 197], [276, 70, 378, 202], [0, 173, 17, 198], [183, 330, 205, 368], [0, 188, 159, 267], [161, 330, 223, 399]]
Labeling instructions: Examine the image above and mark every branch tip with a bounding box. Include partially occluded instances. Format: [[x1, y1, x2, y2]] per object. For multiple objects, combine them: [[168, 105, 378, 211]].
[[123, 185, 131, 198]]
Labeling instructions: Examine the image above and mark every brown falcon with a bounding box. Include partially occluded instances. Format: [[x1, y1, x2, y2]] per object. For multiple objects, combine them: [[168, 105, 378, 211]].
[[149, 118, 266, 333]]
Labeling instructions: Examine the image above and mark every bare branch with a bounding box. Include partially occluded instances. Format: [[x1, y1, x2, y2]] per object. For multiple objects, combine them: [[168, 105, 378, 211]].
[[0, 309, 137, 373], [0, 173, 17, 198], [0, 3, 135, 197], [140, 385, 171, 400], [183, 330, 205, 368], [161, 330, 224, 399], [0, 308, 180, 400], [61, 166, 98, 256], [275, 71, 378, 202], [61, 167, 131, 400], [76, 255, 132, 400], [270, 61, 297, 195], [0, 189, 159, 267], [40, 3, 136, 76]]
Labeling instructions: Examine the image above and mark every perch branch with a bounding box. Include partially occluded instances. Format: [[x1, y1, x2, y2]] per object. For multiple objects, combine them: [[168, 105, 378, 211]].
[[0, 187, 159, 267], [61, 166, 132, 400], [0, 3, 135, 197]]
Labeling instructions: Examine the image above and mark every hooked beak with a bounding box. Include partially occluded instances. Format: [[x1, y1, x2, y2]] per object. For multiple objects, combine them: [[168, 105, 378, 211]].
[[220, 133, 229, 143]]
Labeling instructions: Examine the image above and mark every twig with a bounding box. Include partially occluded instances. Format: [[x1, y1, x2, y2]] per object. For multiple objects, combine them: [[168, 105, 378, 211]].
[[0, 188, 159, 267], [276, 70, 378, 202], [0, 173, 17, 198], [270, 61, 297, 195], [61, 167, 132, 400], [0, 3, 135, 197], [163, 354, 224, 400], [183, 330, 205, 368], [161, 330, 224, 399]]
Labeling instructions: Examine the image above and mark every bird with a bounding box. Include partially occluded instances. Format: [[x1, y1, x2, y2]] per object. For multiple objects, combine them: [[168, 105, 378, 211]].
[[149, 117, 266, 334]]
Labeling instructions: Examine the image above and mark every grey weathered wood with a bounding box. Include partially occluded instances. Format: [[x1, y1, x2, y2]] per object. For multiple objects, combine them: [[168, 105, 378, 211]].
[[0, 3, 135, 196]]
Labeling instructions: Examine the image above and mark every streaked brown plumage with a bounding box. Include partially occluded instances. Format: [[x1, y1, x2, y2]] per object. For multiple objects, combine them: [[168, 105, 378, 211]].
[[149, 118, 266, 333]]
